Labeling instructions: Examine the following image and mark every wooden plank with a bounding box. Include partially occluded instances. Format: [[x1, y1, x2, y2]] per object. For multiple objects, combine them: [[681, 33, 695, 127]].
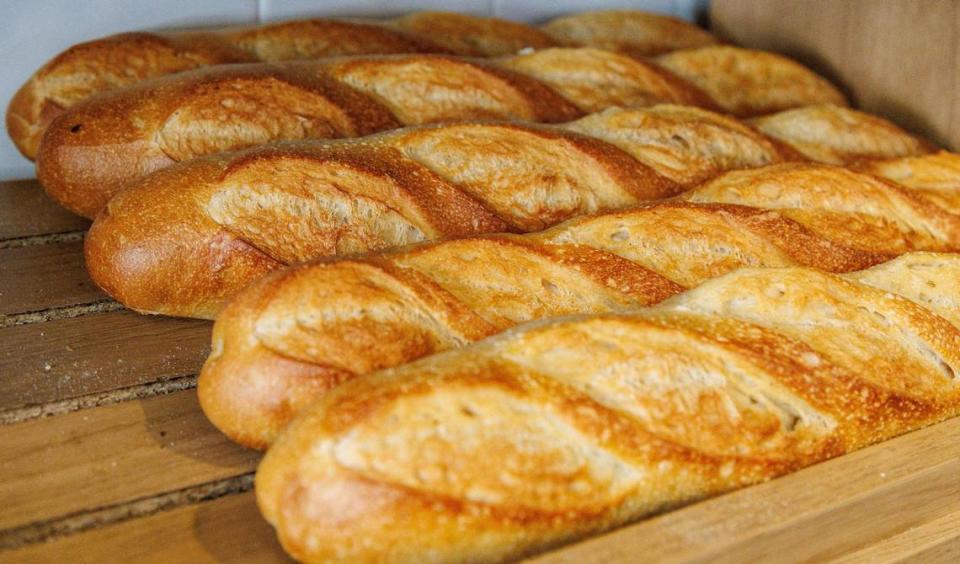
[[0, 241, 104, 316], [5, 418, 958, 562], [0, 180, 89, 240], [533, 417, 960, 563], [833, 510, 960, 564], [0, 389, 259, 532], [3, 491, 290, 564], [710, 0, 960, 151], [0, 310, 211, 414]]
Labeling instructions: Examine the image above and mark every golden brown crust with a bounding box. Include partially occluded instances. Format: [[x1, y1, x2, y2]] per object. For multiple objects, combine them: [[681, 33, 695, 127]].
[[6, 31, 256, 159], [497, 47, 719, 113], [255, 258, 960, 561], [541, 9, 718, 57], [219, 18, 448, 61], [85, 105, 810, 321], [682, 162, 960, 255], [91, 114, 957, 332], [655, 46, 848, 117], [8, 10, 714, 160], [323, 54, 580, 125], [852, 151, 960, 214], [83, 156, 281, 319], [563, 105, 799, 186], [389, 12, 557, 56], [750, 104, 935, 164], [36, 62, 402, 218]]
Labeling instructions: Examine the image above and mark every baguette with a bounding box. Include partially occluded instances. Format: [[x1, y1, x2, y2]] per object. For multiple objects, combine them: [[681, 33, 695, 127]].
[[84, 104, 936, 320], [37, 46, 845, 218], [255, 254, 960, 562], [199, 160, 960, 449], [83, 105, 803, 319], [8, 10, 714, 160]]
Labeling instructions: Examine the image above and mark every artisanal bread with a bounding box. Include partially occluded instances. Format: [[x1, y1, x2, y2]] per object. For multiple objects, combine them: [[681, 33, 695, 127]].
[[8, 10, 716, 160], [255, 254, 960, 562], [83, 105, 803, 318], [656, 46, 848, 116], [199, 160, 960, 449], [750, 104, 935, 164], [36, 44, 848, 218], [541, 9, 718, 57]]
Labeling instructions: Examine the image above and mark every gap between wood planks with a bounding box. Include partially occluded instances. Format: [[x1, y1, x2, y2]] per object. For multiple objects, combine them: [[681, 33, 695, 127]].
[[0, 373, 199, 425], [0, 230, 85, 250], [0, 473, 254, 551], [0, 300, 123, 329]]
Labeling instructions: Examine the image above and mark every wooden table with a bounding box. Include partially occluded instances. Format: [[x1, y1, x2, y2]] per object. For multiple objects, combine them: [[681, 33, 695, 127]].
[[1, 178, 958, 562]]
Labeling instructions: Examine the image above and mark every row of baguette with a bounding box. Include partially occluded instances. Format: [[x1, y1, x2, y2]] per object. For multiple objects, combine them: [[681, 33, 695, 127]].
[[12, 10, 960, 562], [68, 96, 960, 452], [10, 9, 720, 160], [126, 98, 958, 560]]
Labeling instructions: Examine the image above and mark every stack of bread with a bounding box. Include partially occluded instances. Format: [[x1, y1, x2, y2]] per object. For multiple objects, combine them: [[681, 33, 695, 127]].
[[8, 9, 960, 562]]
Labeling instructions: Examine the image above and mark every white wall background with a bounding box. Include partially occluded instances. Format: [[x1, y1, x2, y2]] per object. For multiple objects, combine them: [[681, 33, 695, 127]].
[[0, 0, 708, 180]]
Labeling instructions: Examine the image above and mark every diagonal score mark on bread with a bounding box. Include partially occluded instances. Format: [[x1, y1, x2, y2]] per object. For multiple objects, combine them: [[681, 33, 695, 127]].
[[254, 256, 960, 562], [750, 104, 938, 165], [155, 74, 362, 163], [852, 150, 960, 214], [655, 46, 847, 117], [681, 163, 960, 254]]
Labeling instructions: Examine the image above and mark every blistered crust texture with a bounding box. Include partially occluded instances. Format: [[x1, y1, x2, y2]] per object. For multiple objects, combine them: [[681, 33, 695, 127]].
[[256, 257, 960, 562]]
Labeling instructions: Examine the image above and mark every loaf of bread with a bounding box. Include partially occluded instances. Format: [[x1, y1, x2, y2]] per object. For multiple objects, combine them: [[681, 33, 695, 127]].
[[37, 45, 845, 218], [255, 253, 960, 562], [81, 104, 799, 319], [197, 159, 960, 448], [83, 103, 936, 320], [8, 10, 715, 160]]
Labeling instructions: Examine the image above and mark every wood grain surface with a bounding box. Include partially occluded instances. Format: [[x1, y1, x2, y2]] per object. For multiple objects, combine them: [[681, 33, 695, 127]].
[[0, 310, 210, 415], [0, 180, 89, 241], [711, 0, 960, 151], [0, 241, 103, 315]]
